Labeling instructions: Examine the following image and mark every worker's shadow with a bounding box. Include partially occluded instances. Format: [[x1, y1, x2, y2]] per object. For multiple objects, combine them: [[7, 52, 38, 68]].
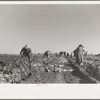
[[69, 64, 96, 83]]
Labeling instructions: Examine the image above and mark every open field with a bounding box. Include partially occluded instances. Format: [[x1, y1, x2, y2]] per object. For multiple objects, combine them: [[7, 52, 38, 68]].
[[0, 53, 100, 84]]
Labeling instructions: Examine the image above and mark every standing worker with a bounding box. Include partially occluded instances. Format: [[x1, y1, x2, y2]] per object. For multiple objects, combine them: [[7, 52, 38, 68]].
[[73, 44, 85, 66]]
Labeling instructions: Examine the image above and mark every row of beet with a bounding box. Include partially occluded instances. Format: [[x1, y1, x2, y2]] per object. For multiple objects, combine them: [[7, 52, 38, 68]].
[[0, 59, 31, 83]]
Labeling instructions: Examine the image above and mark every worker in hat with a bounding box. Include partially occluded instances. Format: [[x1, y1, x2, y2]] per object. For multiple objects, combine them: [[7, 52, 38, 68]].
[[73, 44, 85, 66], [20, 44, 32, 67]]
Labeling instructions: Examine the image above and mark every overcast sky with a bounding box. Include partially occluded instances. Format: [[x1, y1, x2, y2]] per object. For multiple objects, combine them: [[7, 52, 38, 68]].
[[0, 5, 100, 54]]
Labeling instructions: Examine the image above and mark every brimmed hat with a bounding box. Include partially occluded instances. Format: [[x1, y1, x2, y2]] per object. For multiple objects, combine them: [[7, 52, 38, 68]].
[[25, 44, 30, 48], [78, 44, 84, 48]]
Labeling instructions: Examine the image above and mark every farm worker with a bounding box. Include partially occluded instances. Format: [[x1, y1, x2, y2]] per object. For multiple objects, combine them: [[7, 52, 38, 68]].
[[73, 44, 85, 66], [43, 50, 51, 60], [20, 44, 32, 64]]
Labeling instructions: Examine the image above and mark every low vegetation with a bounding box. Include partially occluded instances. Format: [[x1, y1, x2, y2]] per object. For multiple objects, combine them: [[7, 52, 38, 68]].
[[0, 53, 100, 83]]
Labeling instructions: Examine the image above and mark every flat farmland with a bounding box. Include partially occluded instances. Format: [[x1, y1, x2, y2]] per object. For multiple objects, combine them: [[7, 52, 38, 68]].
[[0, 54, 100, 84]]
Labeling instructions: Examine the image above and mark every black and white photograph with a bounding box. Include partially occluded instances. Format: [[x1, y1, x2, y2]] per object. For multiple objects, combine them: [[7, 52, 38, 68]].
[[0, 3, 100, 84]]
